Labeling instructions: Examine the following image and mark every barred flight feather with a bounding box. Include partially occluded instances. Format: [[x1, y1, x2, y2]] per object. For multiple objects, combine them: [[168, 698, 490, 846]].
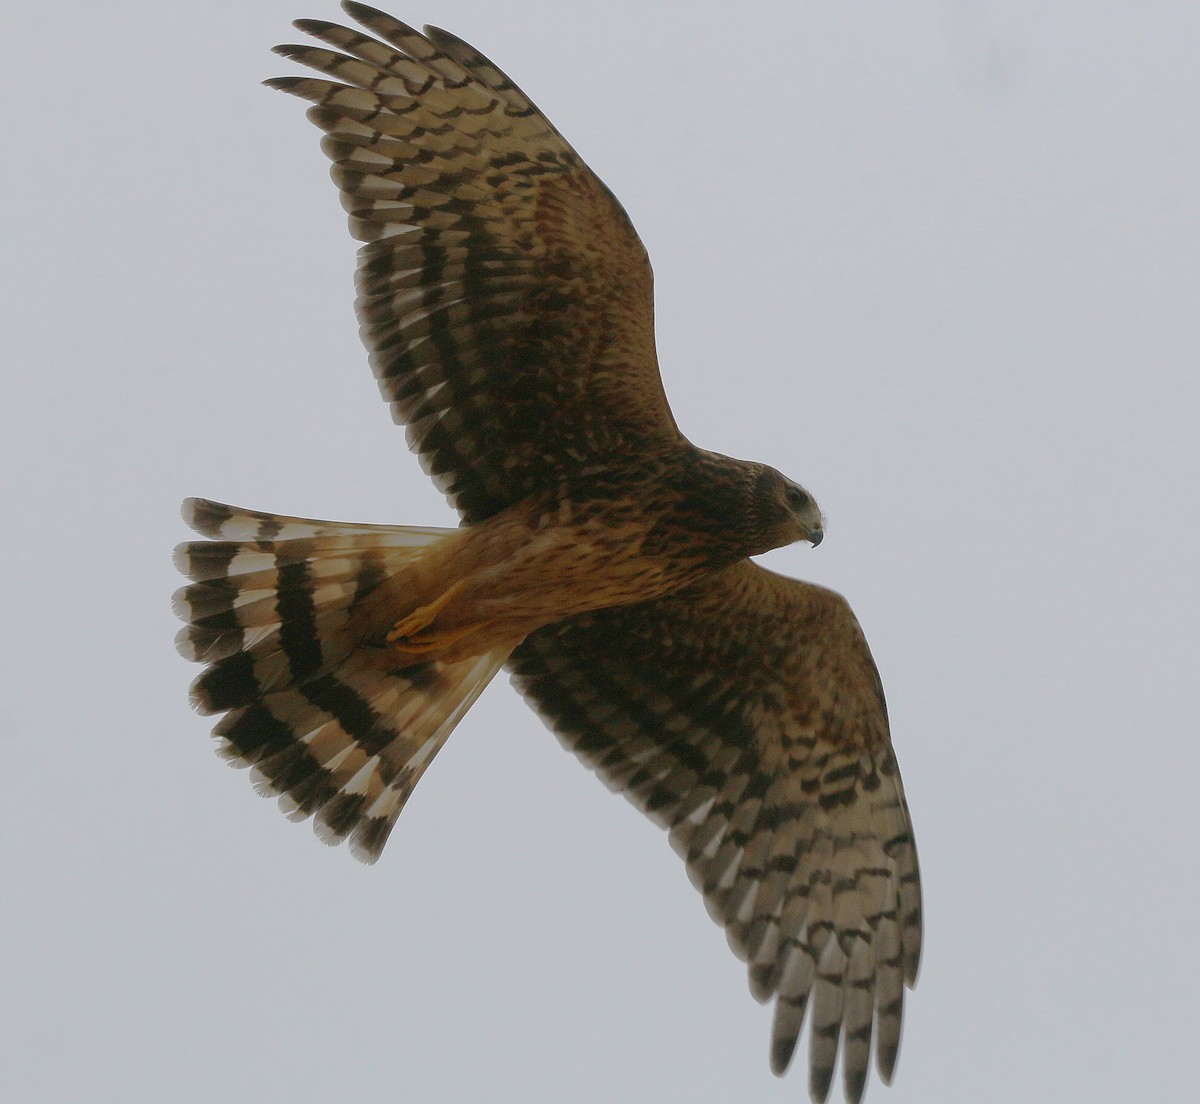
[[265, 4, 679, 524], [510, 561, 921, 1104], [175, 499, 508, 862]]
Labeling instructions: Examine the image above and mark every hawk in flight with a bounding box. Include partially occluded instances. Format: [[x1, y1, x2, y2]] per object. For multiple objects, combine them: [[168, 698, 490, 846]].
[[174, 5, 922, 1100]]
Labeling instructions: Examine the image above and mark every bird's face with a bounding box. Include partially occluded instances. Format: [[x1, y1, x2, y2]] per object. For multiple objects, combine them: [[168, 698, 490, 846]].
[[753, 466, 824, 552], [781, 478, 824, 547]]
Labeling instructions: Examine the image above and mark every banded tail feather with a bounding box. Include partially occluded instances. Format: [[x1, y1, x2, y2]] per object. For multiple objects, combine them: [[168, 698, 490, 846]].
[[174, 498, 509, 862]]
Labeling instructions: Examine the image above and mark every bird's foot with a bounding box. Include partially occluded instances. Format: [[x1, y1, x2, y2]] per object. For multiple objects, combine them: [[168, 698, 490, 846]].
[[388, 618, 495, 657], [386, 579, 483, 655]]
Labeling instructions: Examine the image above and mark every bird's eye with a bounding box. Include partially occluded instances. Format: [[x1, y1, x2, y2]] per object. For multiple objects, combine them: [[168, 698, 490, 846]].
[[785, 487, 808, 509]]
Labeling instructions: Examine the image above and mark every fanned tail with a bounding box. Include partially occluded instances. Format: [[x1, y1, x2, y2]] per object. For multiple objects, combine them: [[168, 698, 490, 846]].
[[174, 498, 509, 862]]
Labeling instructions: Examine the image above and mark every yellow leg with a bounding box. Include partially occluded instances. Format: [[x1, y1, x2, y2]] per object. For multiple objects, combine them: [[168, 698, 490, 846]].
[[386, 579, 493, 655], [386, 579, 470, 643], [389, 618, 496, 657]]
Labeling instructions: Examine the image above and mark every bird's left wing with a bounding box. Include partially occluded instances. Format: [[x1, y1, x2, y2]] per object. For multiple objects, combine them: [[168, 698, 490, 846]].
[[508, 559, 922, 1104]]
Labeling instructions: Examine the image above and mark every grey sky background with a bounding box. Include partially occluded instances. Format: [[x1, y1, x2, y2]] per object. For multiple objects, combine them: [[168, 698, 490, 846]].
[[3, 2, 1197, 1101]]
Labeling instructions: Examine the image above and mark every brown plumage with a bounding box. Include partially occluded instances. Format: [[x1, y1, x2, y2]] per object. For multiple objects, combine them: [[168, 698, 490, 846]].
[[173, 6, 922, 1102]]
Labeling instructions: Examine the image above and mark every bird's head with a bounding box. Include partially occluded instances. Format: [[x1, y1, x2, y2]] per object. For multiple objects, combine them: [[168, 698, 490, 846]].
[[752, 465, 824, 553]]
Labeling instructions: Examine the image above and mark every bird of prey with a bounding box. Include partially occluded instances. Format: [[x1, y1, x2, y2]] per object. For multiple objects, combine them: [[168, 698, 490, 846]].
[[173, 5, 922, 1101]]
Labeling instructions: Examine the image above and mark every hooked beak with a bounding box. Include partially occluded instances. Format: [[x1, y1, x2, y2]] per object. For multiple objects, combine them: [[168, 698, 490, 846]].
[[805, 523, 824, 548]]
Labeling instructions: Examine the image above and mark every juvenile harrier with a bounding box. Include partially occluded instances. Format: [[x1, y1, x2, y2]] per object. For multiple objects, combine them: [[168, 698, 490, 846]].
[[174, 5, 922, 1101]]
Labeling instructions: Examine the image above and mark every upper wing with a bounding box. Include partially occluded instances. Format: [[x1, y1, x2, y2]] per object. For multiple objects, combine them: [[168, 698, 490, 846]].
[[508, 560, 922, 1104], [269, 3, 682, 522]]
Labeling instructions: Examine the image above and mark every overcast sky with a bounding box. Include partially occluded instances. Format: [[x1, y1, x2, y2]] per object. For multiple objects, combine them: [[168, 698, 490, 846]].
[[3, 2, 1198, 1102]]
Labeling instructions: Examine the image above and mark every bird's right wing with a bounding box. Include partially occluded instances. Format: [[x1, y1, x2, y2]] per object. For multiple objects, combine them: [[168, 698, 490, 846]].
[[269, 3, 683, 523], [509, 559, 922, 1104]]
